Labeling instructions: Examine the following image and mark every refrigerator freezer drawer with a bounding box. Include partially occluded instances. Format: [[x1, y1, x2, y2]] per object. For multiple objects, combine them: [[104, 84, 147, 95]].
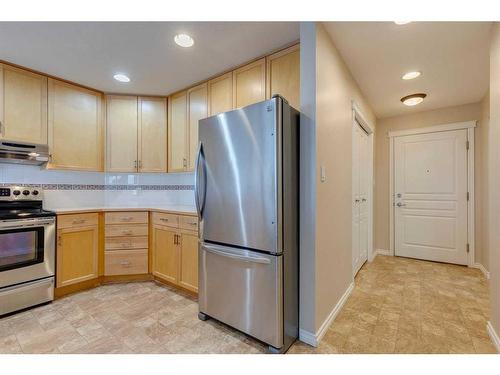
[[199, 243, 283, 348]]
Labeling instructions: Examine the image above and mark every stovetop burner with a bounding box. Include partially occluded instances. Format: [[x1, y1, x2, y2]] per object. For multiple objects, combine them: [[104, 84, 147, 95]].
[[0, 186, 55, 220]]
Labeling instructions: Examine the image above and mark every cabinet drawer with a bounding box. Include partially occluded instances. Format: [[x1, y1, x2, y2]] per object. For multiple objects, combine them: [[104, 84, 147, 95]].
[[105, 224, 148, 237], [105, 249, 148, 275], [180, 215, 198, 232], [57, 213, 98, 229], [152, 212, 179, 228], [105, 236, 148, 250], [105, 211, 148, 224]]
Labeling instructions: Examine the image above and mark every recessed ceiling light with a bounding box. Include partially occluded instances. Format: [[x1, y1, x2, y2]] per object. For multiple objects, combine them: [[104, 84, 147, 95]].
[[401, 93, 427, 106], [174, 34, 194, 48], [402, 71, 422, 80], [113, 74, 130, 83], [394, 21, 412, 25]]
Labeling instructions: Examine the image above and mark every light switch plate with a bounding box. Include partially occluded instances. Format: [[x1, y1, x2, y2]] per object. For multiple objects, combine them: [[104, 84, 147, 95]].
[[320, 166, 326, 182]]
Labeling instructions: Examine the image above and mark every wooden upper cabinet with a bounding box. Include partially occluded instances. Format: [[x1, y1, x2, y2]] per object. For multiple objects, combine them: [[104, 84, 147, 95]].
[[266, 44, 300, 110], [47, 79, 103, 171], [138, 97, 167, 172], [0, 64, 48, 144], [187, 83, 207, 171], [208, 72, 233, 116], [233, 58, 266, 109], [168, 91, 188, 172], [106, 95, 138, 172]]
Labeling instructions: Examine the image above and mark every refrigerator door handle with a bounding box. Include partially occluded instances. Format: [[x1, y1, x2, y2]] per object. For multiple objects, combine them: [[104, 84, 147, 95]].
[[194, 142, 206, 218], [203, 244, 271, 264]]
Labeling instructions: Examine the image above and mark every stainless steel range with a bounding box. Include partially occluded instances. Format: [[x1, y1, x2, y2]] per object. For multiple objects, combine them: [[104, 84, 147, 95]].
[[0, 186, 56, 316]]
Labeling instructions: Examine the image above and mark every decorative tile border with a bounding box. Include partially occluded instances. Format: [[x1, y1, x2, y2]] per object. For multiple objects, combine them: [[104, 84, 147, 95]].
[[0, 183, 194, 191]]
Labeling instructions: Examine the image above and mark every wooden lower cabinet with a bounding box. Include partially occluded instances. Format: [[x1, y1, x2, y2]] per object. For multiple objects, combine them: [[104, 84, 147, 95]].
[[152, 212, 199, 293], [56, 215, 99, 288], [178, 231, 198, 293]]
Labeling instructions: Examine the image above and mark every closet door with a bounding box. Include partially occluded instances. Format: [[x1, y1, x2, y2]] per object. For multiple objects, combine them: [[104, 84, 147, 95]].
[[352, 122, 361, 276]]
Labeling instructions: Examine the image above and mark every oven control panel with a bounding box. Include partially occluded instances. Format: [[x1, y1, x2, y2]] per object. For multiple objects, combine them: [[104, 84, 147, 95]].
[[0, 186, 43, 201]]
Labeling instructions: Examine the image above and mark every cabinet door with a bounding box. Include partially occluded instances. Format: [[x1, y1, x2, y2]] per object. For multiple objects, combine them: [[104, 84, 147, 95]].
[[152, 224, 178, 284], [233, 58, 266, 109], [208, 72, 233, 116], [187, 83, 207, 170], [106, 95, 138, 172], [0, 64, 48, 144], [168, 91, 188, 172], [138, 97, 167, 172], [178, 231, 199, 293], [48, 79, 103, 171], [266, 44, 300, 109], [56, 225, 99, 287]]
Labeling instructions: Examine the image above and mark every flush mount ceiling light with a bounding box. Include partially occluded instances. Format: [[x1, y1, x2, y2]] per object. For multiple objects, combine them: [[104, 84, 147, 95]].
[[394, 21, 412, 25], [113, 73, 130, 83], [401, 93, 427, 106], [174, 34, 194, 48], [402, 71, 422, 80]]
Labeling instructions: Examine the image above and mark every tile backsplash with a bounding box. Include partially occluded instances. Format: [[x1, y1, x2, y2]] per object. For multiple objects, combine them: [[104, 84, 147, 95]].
[[0, 164, 195, 209]]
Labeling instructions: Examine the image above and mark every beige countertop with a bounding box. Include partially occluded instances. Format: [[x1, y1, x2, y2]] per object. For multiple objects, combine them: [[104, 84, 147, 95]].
[[47, 205, 197, 216]]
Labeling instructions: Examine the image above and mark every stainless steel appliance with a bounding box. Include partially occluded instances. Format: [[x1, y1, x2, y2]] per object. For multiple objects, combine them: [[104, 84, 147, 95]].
[[0, 186, 56, 316], [196, 96, 299, 353], [0, 140, 50, 166]]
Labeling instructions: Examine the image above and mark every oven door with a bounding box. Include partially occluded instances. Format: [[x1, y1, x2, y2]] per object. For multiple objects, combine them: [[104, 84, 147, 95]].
[[0, 217, 55, 289]]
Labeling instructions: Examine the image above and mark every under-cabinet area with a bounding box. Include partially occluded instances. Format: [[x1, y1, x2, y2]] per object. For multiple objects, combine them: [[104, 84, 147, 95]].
[[54, 209, 198, 298]]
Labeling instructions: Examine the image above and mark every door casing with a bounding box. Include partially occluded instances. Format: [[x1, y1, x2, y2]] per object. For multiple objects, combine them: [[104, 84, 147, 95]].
[[388, 121, 476, 266]]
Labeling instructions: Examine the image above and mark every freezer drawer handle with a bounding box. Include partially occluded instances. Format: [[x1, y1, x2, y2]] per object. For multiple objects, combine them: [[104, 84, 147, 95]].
[[204, 245, 271, 264]]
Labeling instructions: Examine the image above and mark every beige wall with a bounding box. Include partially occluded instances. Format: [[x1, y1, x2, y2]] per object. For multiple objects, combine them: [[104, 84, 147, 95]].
[[314, 23, 376, 331], [374, 103, 484, 264], [488, 23, 500, 337]]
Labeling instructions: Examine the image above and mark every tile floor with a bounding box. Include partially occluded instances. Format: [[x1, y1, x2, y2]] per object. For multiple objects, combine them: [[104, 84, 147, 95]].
[[0, 255, 496, 354]]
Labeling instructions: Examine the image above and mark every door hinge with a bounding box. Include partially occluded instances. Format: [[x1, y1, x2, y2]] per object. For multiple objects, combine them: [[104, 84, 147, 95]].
[[466, 243, 470, 253], [467, 192, 470, 201], [466, 140, 470, 150]]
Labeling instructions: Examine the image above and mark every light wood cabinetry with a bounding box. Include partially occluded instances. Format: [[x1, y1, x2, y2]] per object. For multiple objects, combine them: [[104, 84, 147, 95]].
[[208, 72, 233, 116], [106, 95, 167, 173], [47, 79, 103, 171], [266, 44, 300, 109], [0, 64, 48, 144], [168, 91, 188, 172], [232, 58, 266, 109], [187, 83, 207, 170], [56, 213, 99, 288], [104, 211, 149, 276], [151, 212, 199, 293], [138, 97, 167, 172], [106, 95, 138, 172]]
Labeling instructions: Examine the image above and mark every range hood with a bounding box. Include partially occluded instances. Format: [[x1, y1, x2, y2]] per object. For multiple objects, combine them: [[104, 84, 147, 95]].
[[0, 140, 50, 166]]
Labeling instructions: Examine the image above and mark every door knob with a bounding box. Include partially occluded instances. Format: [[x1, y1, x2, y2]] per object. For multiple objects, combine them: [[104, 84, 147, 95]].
[[396, 202, 406, 207]]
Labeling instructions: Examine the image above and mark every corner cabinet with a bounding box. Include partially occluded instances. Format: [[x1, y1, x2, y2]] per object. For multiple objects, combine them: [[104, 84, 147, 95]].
[[152, 212, 199, 293], [47, 79, 103, 171], [266, 44, 300, 109], [232, 58, 266, 109], [56, 213, 99, 288], [168, 84, 207, 172], [0, 64, 48, 144], [106, 95, 167, 173]]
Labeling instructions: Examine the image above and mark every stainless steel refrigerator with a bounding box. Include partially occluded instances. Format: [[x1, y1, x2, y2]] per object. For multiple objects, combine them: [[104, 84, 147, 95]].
[[195, 95, 299, 353]]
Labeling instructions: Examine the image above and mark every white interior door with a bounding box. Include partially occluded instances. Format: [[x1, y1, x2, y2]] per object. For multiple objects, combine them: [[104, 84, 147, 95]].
[[352, 120, 369, 276], [394, 129, 468, 265]]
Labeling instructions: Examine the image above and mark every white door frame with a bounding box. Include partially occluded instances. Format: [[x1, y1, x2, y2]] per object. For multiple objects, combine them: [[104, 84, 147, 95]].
[[352, 102, 375, 266], [388, 120, 476, 266]]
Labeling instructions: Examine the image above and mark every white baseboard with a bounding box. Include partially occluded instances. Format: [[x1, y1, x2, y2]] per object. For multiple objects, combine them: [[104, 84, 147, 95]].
[[298, 282, 354, 347], [371, 249, 391, 260], [470, 263, 490, 279], [487, 321, 500, 353]]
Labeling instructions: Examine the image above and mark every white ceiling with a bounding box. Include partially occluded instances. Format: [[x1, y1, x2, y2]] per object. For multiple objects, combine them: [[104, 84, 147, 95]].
[[323, 22, 492, 119], [0, 22, 299, 95]]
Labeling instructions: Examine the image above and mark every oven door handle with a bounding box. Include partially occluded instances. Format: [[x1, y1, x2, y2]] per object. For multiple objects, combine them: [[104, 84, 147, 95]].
[[0, 217, 55, 229]]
